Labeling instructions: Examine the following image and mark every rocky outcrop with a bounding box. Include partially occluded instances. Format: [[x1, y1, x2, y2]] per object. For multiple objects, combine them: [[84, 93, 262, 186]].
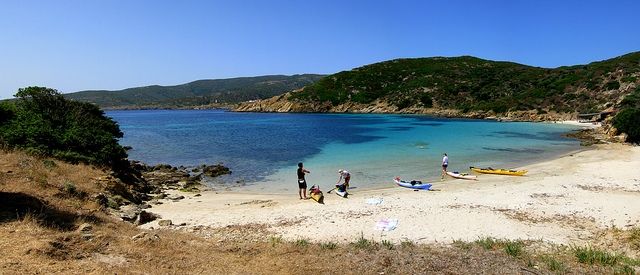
[[97, 161, 231, 225]]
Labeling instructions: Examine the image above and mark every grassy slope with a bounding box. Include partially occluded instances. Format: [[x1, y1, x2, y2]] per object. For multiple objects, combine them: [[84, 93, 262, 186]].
[[290, 52, 640, 114], [2, 150, 639, 273], [64, 74, 324, 108]]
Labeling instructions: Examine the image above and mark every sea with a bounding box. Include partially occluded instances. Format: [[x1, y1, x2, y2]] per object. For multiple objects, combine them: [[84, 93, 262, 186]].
[[106, 110, 582, 193]]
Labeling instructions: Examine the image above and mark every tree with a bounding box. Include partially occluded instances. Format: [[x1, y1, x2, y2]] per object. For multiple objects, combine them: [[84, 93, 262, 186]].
[[0, 86, 128, 168]]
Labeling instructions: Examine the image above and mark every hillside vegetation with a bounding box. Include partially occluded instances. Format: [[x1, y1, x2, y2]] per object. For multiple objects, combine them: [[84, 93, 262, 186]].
[[290, 52, 639, 114], [64, 74, 324, 109]]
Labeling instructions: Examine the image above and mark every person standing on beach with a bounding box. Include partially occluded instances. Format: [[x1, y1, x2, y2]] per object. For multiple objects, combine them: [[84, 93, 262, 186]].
[[441, 153, 449, 180], [297, 162, 310, 199], [336, 169, 351, 190]]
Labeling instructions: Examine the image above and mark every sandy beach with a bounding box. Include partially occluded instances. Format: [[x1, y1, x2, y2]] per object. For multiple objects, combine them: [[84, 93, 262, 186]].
[[141, 143, 640, 245]]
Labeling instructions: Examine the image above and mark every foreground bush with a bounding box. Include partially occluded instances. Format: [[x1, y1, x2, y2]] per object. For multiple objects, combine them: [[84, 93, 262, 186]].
[[613, 108, 640, 143], [0, 86, 128, 169]]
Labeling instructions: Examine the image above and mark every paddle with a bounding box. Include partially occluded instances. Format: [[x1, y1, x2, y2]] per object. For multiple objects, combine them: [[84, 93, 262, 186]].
[[326, 186, 338, 194]]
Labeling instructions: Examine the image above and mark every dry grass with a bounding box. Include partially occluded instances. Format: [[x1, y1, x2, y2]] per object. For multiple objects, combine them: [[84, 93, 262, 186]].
[[1, 150, 638, 274]]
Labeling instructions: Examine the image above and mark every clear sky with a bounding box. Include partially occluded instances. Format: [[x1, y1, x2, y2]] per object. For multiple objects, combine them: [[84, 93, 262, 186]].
[[1, 0, 638, 99]]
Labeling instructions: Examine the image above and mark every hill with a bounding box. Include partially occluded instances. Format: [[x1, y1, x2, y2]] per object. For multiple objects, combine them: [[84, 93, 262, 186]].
[[64, 74, 324, 109], [236, 52, 640, 121]]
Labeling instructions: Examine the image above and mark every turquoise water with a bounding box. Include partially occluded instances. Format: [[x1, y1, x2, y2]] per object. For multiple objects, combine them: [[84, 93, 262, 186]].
[[107, 110, 581, 192]]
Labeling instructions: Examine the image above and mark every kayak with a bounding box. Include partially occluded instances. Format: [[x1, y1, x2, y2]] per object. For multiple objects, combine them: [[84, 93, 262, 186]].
[[335, 189, 348, 198], [394, 177, 432, 190], [308, 185, 325, 203], [310, 191, 324, 203], [470, 166, 527, 176], [446, 171, 477, 180]]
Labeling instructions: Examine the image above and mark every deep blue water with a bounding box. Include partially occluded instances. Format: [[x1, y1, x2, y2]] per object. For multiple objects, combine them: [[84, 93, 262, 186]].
[[107, 110, 581, 191]]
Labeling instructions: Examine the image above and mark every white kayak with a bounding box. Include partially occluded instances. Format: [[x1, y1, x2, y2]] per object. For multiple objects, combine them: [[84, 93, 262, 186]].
[[394, 177, 432, 190], [333, 185, 348, 198], [335, 189, 348, 198], [446, 171, 477, 180]]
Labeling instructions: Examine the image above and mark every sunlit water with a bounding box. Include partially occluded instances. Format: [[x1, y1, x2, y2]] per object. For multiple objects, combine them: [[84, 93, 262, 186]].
[[107, 110, 581, 193]]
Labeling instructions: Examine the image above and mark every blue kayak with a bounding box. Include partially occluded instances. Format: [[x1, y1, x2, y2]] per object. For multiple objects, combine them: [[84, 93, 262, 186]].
[[394, 177, 432, 190]]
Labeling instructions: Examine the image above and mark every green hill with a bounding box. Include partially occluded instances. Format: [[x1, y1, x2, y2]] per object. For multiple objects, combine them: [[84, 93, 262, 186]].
[[64, 74, 324, 109], [294, 52, 639, 113], [238, 52, 639, 119]]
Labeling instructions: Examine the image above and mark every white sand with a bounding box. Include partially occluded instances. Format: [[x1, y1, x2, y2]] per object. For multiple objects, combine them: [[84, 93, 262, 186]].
[[141, 143, 640, 245]]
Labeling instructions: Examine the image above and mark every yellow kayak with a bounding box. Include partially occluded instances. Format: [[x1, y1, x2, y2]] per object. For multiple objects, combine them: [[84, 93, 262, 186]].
[[310, 191, 324, 203], [470, 166, 527, 176]]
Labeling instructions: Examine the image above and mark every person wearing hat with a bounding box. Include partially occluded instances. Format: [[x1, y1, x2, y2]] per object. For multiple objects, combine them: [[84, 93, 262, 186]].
[[336, 169, 351, 190]]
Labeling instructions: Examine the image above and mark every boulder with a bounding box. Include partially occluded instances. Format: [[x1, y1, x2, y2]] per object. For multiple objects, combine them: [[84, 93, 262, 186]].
[[119, 205, 142, 222], [202, 164, 231, 177], [131, 232, 160, 242], [135, 210, 159, 225], [167, 195, 185, 201], [158, 220, 172, 226]]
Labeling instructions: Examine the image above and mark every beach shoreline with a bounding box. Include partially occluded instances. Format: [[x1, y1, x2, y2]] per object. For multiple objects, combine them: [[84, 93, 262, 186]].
[[139, 140, 640, 247]]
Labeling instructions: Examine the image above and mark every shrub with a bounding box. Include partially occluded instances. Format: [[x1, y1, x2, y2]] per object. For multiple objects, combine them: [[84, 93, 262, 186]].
[[381, 240, 394, 250], [0, 87, 128, 171], [540, 255, 565, 272], [613, 108, 640, 143], [572, 246, 620, 266], [395, 98, 413, 109], [352, 233, 375, 249], [419, 93, 433, 107], [269, 236, 283, 247], [320, 242, 337, 250], [605, 80, 620, 90], [503, 240, 524, 257], [0, 101, 15, 125], [621, 76, 637, 83], [475, 237, 497, 250], [295, 238, 309, 247], [620, 87, 640, 108]]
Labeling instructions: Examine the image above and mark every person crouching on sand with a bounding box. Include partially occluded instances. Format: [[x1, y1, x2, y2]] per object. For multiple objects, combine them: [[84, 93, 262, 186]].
[[337, 169, 351, 190], [441, 153, 448, 180], [297, 162, 310, 199]]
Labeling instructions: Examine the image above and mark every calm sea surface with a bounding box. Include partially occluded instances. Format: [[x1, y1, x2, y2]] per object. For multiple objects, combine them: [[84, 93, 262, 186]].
[[107, 110, 581, 192]]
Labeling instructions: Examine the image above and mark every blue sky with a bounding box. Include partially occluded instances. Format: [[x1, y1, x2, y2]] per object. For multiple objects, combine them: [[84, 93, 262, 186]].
[[1, 0, 638, 99]]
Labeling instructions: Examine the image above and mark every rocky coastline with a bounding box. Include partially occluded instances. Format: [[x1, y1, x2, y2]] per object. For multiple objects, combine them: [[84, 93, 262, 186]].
[[94, 161, 231, 226], [233, 92, 579, 122]]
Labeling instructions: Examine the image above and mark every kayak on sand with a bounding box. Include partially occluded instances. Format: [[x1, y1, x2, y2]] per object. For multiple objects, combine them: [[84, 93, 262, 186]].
[[470, 166, 527, 176], [446, 171, 477, 180], [394, 177, 432, 190]]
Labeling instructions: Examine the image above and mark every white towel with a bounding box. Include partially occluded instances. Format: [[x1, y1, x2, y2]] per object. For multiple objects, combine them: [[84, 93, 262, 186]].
[[366, 198, 384, 205], [375, 218, 398, 231]]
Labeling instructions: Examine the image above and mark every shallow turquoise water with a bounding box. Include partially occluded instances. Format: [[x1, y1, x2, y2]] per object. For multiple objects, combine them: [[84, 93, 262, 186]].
[[107, 110, 581, 192]]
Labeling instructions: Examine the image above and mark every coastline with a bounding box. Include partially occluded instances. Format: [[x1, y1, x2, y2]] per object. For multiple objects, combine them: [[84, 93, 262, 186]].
[[140, 142, 640, 246]]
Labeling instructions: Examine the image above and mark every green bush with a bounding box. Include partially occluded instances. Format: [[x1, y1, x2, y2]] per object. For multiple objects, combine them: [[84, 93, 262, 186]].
[[605, 80, 620, 90], [419, 93, 433, 107], [620, 86, 640, 108], [572, 246, 620, 266], [0, 101, 16, 126], [0, 87, 128, 170], [613, 108, 640, 143]]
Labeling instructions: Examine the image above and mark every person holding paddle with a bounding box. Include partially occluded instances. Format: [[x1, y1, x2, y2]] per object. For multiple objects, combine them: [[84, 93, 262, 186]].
[[336, 169, 351, 190], [297, 162, 310, 200]]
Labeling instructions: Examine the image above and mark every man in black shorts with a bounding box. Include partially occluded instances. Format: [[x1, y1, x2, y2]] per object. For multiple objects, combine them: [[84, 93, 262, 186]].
[[297, 162, 310, 199]]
